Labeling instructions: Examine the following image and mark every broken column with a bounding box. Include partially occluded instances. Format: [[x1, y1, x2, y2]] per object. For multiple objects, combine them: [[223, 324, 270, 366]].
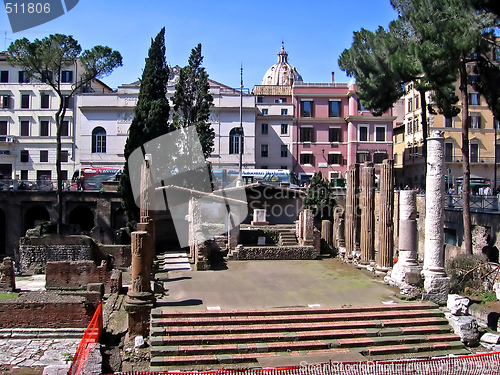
[[386, 190, 422, 289], [360, 162, 375, 266], [125, 156, 156, 338], [321, 220, 332, 247], [345, 164, 359, 261], [376, 159, 394, 274], [302, 209, 314, 246], [0, 257, 15, 292], [422, 131, 450, 305]]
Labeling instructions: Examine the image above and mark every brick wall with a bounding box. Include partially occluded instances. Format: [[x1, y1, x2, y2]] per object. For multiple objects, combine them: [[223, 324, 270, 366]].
[[0, 291, 100, 328], [45, 260, 107, 290]]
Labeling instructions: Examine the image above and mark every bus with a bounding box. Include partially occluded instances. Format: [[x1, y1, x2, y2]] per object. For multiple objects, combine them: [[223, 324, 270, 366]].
[[212, 169, 299, 188], [71, 168, 122, 190]]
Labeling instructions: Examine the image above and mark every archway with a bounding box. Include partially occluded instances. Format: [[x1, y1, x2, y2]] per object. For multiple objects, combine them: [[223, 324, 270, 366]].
[[24, 206, 50, 233], [68, 206, 95, 232]]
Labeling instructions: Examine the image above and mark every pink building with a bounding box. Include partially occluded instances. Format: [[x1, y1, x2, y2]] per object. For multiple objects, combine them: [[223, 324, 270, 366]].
[[254, 45, 396, 185], [293, 81, 396, 184]]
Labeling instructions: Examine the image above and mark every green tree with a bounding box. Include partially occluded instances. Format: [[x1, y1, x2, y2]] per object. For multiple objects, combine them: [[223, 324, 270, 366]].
[[303, 172, 336, 221], [171, 43, 214, 159], [118, 28, 170, 230], [7, 34, 122, 232]]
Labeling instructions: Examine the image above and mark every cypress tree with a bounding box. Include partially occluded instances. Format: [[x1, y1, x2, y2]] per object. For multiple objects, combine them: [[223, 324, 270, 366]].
[[118, 28, 170, 230]]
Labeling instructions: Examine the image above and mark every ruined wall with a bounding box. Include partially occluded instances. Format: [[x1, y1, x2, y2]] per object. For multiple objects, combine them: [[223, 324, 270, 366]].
[[0, 291, 100, 328], [17, 236, 97, 274], [45, 260, 107, 290], [100, 245, 131, 269], [236, 246, 319, 260]]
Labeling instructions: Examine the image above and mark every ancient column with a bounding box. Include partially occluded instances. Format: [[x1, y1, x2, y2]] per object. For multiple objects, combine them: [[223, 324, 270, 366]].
[[386, 190, 422, 289], [228, 208, 240, 250], [321, 220, 332, 247], [125, 157, 156, 338], [376, 159, 394, 274], [345, 164, 359, 260], [360, 162, 375, 266], [188, 198, 202, 261], [422, 131, 450, 305], [297, 211, 304, 244], [303, 209, 314, 246]]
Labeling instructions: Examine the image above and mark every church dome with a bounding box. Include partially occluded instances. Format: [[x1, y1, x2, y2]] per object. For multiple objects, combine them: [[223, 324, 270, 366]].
[[262, 44, 303, 86]]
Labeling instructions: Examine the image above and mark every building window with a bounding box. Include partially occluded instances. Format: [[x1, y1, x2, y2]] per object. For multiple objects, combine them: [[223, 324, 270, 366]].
[[468, 93, 480, 106], [1, 95, 10, 109], [0, 121, 6, 135], [358, 126, 368, 142], [61, 70, 73, 83], [445, 143, 453, 163], [413, 118, 419, 132], [328, 154, 342, 165], [281, 124, 288, 135], [20, 120, 29, 136], [21, 94, 30, 109], [257, 96, 263, 103], [468, 114, 481, 129], [261, 123, 268, 135], [40, 93, 50, 109], [281, 109, 288, 115], [229, 127, 243, 155], [329, 101, 341, 117], [373, 152, 388, 164], [92, 126, 106, 153], [276, 98, 287, 103], [300, 127, 313, 142], [301, 100, 313, 117], [60, 150, 69, 163], [300, 153, 314, 165], [281, 145, 288, 157], [375, 126, 386, 142], [18, 71, 29, 83], [60, 121, 69, 136], [356, 152, 370, 163], [407, 98, 413, 112], [40, 120, 49, 136], [470, 143, 479, 163], [40, 150, 48, 162], [407, 119, 413, 134], [261, 108, 268, 116], [0, 71, 8, 83], [20, 150, 29, 163], [329, 128, 341, 142], [261, 144, 269, 157], [445, 116, 453, 128], [20, 170, 28, 180], [415, 95, 420, 109]]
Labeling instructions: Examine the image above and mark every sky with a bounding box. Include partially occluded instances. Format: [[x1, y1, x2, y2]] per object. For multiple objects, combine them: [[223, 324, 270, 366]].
[[1, 0, 398, 90]]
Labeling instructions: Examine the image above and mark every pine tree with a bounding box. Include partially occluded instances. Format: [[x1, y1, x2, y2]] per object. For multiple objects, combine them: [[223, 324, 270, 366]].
[[171, 44, 214, 159], [118, 28, 170, 230]]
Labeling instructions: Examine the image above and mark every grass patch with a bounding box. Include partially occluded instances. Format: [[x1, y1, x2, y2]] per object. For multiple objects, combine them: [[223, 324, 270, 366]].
[[0, 292, 18, 299]]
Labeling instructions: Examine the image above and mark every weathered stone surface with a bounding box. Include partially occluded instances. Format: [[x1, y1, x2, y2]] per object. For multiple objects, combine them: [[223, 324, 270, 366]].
[[360, 162, 375, 265], [0, 257, 15, 292], [447, 294, 471, 316], [376, 159, 394, 272], [235, 246, 319, 260], [422, 276, 451, 306], [321, 220, 332, 247], [110, 269, 122, 294], [45, 260, 107, 290], [480, 332, 500, 345], [472, 226, 490, 257], [345, 164, 359, 259], [302, 209, 314, 246], [445, 313, 480, 346]]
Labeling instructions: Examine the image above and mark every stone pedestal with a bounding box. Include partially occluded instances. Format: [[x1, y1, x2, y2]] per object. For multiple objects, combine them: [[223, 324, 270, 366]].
[[251, 209, 268, 225], [386, 191, 422, 289], [360, 162, 375, 266], [345, 164, 359, 261], [321, 220, 332, 247], [422, 131, 450, 305], [376, 159, 394, 274]]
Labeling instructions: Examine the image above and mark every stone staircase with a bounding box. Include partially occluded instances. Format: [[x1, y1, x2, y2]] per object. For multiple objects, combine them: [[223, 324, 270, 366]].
[[279, 230, 298, 246], [150, 302, 468, 371], [157, 251, 191, 272]]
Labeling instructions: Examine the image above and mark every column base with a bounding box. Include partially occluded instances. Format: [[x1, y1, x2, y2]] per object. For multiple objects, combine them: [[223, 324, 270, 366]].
[[124, 291, 155, 338], [422, 276, 450, 306], [388, 264, 423, 289]]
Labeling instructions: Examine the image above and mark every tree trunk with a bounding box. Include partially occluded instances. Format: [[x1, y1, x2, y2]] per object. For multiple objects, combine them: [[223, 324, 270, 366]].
[[55, 101, 66, 234], [459, 61, 472, 255]]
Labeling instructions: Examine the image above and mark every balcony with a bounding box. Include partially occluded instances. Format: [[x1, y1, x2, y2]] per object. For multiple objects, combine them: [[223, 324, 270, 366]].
[[0, 136, 15, 143]]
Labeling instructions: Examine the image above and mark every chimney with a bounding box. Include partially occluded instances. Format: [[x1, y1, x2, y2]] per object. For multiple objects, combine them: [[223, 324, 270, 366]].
[[331, 72, 335, 83]]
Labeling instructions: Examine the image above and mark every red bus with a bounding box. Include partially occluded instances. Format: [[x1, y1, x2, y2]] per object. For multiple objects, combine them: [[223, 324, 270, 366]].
[[71, 168, 122, 190]]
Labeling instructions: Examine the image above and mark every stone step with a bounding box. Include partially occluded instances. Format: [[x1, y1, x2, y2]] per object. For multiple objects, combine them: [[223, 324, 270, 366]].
[[151, 324, 451, 346], [359, 340, 467, 357], [0, 327, 86, 339], [151, 302, 438, 319], [152, 310, 445, 327]]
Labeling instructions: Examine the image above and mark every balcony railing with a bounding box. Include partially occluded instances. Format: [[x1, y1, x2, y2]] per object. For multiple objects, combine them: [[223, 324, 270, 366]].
[[445, 194, 499, 212]]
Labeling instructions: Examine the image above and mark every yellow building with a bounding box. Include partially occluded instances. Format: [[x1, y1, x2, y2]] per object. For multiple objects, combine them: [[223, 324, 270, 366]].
[[397, 81, 498, 191]]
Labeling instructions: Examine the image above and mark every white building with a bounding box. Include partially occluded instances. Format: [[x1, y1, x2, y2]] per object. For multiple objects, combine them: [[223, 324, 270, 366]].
[[0, 51, 112, 182]]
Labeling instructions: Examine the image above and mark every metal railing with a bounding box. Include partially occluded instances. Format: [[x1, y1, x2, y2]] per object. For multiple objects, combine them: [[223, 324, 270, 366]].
[[445, 194, 500, 211], [0, 179, 73, 191]]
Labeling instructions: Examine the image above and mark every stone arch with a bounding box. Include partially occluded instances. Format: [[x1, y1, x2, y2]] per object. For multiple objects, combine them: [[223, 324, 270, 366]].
[[24, 206, 50, 232], [68, 206, 95, 232]]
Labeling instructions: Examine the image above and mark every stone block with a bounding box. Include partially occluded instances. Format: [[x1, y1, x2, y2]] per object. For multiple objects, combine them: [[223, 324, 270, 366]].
[[480, 332, 500, 345], [445, 313, 480, 346], [110, 269, 122, 294], [447, 294, 470, 316], [87, 283, 104, 297], [422, 276, 450, 305]]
